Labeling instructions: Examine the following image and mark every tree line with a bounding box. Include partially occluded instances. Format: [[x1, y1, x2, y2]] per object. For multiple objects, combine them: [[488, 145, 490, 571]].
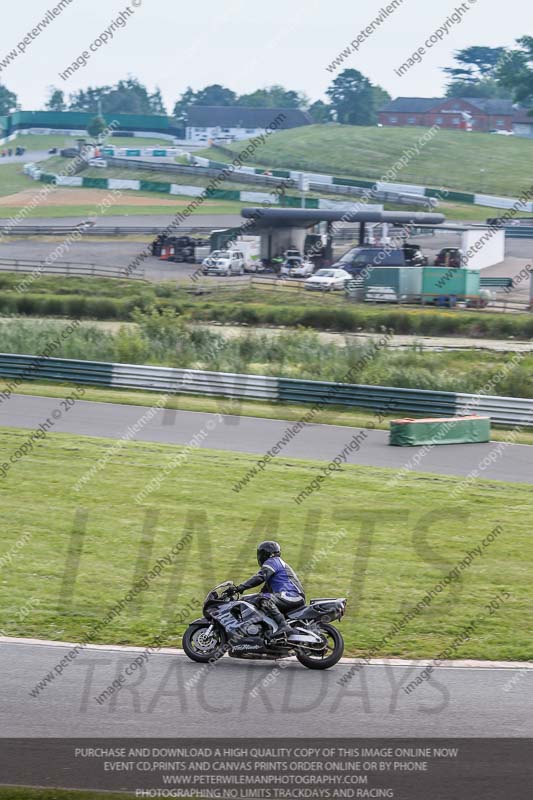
[[1, 37, 531, 123]]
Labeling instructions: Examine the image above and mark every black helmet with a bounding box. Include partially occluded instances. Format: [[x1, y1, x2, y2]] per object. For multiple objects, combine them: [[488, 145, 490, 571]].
[[257, 540, 281, 566]]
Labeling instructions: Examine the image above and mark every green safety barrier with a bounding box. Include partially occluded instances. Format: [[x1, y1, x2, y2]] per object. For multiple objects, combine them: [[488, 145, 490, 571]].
[[280, 195, 304, 208], [139, 180, 172, 193], [389, 415, 491, 446], [333, 177, 375, 189], [0, 353, 115, 389], [207, 188, 241, 201], [82, 177, 109, 189]]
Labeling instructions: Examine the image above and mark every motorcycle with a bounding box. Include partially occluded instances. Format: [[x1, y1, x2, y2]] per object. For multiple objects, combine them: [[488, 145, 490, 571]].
[[182, 581, 347, 670]]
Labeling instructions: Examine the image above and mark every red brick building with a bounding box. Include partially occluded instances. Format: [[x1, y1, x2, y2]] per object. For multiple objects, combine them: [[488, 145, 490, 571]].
[[378, 97, 515, 132]]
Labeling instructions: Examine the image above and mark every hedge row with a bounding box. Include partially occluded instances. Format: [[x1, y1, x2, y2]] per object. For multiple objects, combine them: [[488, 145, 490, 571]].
[[186, 302, 533, 338], [1, 291, 533, 338], [0, 293, 140, 320]]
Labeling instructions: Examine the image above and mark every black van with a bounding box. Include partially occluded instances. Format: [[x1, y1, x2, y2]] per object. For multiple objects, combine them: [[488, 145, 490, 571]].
[[334, 244, 427, 275]]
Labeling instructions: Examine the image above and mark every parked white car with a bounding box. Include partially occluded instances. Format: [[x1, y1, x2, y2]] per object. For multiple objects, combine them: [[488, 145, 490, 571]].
[[202, 250, 245, 276], [280, 255, 315, 278], [304, 268, 351, 291]]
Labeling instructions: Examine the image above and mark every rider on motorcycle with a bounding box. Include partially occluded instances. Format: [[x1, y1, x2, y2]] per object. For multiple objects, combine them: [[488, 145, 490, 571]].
[[235, 541, 305, 638]]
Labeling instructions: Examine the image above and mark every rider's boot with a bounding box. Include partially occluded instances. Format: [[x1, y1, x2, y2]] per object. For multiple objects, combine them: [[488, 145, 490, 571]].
[[267, 607, 292, 640]]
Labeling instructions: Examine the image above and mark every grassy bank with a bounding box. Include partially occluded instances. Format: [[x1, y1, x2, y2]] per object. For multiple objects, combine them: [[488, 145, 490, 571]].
[[0, 164, 38, 197], [1, 314, 533, 396], [0, 426, 530, 660], [199, 125, 533, 197]]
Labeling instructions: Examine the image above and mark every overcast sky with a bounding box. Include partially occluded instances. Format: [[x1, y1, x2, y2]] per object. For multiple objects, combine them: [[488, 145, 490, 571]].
[[0, 0, 528, 112]]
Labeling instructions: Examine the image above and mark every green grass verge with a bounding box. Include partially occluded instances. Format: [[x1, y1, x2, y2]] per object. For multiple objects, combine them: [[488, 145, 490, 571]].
[[0, 426, 530, 660], [3, 380, 533, 445], [0, 164, 38, 197], [199, 125, 533, 197], [0, 202, 245, 218], [0, 158, 245, 213]]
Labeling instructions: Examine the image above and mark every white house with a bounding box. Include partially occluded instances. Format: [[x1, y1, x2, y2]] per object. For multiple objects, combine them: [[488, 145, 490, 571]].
[[184, 106, 312, 144]]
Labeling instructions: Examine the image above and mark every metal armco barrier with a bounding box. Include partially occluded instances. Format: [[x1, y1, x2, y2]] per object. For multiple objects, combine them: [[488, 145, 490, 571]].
[[0, 354, 279, 401], [106, 157, 297, 189], [0, 354, 531, 427], [504, 227, 533, 239], [0, 259, 146, 280]]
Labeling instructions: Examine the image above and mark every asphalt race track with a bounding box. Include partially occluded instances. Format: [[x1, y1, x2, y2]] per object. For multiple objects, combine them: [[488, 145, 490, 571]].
[[0, 393, 531, 483], [2, 639, 532, 737]]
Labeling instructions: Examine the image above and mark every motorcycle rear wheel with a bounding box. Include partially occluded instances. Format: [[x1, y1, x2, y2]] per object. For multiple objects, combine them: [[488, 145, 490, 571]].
[[182, 623, 227, 663], [296, 623, 344, 670]]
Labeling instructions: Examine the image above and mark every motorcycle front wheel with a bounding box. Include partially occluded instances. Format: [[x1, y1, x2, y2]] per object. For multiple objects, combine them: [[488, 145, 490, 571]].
[[182, 623, 228, 663], [296, 623, 344, 670]]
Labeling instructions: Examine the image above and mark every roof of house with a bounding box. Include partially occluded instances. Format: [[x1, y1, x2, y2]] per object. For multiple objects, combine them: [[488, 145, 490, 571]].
[[465, 98, 516, 115], [186, 106, 312, 129], [380, 97, 516, 115], [380, 97, 443, 113]]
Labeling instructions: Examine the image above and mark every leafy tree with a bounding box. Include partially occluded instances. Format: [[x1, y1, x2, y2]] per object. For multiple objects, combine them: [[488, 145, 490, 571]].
[[45, 88, 66, 112], [237, 85, 305, 108], [69, 78, 166, 115], [443, 46, 513, 98], [445, 79, 510, 99], [371, 85, 391, 111], [87, 115, 106, 142], [497, 37, 533, 104], [194, 84, 237, 106], [326, 69, 377, 125], [307, 100, 333, 123], [444, 46, 507, 82], [70, 86, 109, 113], [171, 84, 236, 122], [0, 83, 17, 115], [173, 86, 195, 120], [148, 87, 166, 115]]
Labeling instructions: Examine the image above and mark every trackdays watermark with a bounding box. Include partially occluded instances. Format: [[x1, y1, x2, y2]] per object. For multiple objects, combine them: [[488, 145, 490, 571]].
[[94, 597, 200, 706], [59, 1, 142, 81]]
